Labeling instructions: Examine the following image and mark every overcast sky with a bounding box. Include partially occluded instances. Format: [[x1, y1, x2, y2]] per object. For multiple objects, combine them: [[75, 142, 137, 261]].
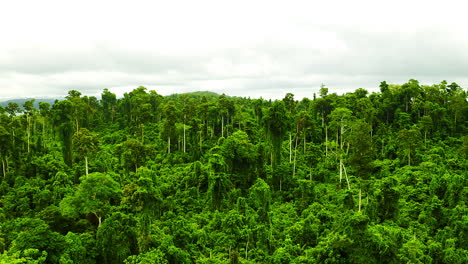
[[1, 0, 468, 100]]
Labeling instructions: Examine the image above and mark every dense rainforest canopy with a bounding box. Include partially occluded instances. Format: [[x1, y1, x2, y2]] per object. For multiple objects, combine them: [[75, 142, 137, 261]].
[[0, 79, 467, 263]]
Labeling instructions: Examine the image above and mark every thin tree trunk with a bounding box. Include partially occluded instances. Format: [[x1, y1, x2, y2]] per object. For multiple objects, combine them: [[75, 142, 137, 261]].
[[2, 158, 5, 178], [339, 159, 343, 184], [303, 136, 306, 154], [336, 130, 339, 150], [42, 118, 46, 147], [321, 112, 324, 127], [358, 188, 362, 212], [293, 135, 298, 177], [27, 116, 30, 153], [293, 151, 297, 177], [199, 131, 202, 152], [245, 241, 249, 260], [221, 115, 224, 137], [183, 122, 186, 153], [168, 137, 171, 153], [424, 130, 427, 147], [85, 156, 89, 176], [289, 133, 292, 163], [343, 163, 350, 190], [325, 125, 328, 157]]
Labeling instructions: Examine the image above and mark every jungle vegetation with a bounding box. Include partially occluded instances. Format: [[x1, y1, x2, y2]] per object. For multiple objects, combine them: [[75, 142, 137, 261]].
[[0, 79, 467, 263]]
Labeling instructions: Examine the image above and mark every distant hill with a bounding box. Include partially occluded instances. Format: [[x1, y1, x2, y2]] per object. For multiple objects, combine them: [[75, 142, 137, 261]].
[[166, 91, 221, 101], [0, 98, 60, 109]]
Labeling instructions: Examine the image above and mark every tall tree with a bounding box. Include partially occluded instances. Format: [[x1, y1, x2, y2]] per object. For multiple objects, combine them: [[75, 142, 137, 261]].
[[263, 101, 289, 190], [101, 88, 117, 123], [73, 128, 100, 177], [162, 101, 178, 153], [52, 100, 74, 166], [66, 90, 85, 132], [22, 99, 36, 153], [38, 102, 50, 147], [398, 126, 421, 166], [0, 125, 10, 178], [5, 102, 21, 150], [329, 107, 353, 189], [60, 172, 121, 227]]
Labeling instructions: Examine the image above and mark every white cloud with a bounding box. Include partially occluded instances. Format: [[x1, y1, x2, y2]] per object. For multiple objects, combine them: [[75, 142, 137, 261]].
[[0, 0, 468, 100]]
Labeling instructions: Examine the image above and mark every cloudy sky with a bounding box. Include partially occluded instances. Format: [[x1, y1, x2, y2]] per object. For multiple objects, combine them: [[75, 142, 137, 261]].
[[1, 0, 467, 100]]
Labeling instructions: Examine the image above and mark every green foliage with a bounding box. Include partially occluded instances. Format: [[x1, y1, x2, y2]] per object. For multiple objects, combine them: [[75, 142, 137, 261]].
[[60, 172, 121, 226], [97, 212, 138, 264], [0, 83, 466, 263]]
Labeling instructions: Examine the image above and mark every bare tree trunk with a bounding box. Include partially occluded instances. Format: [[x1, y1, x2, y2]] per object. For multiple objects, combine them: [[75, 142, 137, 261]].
[[359, 188, 362, 212], [289, 133, 292, 163], [85, 156, 89, 177], [168, 137, 171, 153], [199, 131, 202, 152], [245, 241, 249, 260], [424, 130, 427, 147], [221, 115, 224, 137], [42, 118, 46, 148], [339, 159, 343, 185], [325, 125, 328, 157], [2, 158, 5, 178], [336, 130, 339, 150], [343, 163, 351, 190], [303, 136, 306, 154], [183, 122, 186, 153], [321, 112, 324, 127], [293, 135, 298, 177], [270, 152, 273, 167], [27, 115, 30, 153]]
